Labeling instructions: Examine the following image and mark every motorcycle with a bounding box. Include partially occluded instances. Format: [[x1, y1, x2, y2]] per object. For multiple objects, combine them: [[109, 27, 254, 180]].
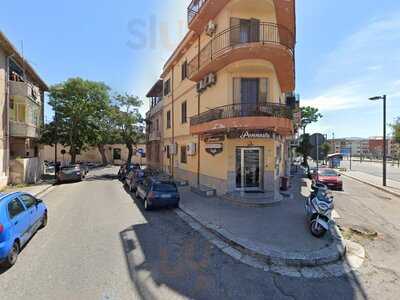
[[305, 182, 334, 238]]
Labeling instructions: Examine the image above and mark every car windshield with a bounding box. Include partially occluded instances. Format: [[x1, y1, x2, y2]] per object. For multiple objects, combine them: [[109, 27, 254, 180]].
[[319, 169, 337, 176], [153, 183, 177, 192]]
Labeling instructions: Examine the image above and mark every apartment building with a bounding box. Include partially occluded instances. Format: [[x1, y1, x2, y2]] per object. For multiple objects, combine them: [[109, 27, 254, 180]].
[[0, 31, 48, 187], [146, 80, 164, 170], [146, 0, 298, 197]]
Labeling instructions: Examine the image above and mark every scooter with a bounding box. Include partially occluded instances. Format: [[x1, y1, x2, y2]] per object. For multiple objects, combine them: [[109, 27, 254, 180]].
[[305, 182, 334, 238]]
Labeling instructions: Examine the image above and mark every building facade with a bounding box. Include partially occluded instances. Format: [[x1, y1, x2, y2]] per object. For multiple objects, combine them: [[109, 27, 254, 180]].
[[146, 80, 164, 170], [146, 0, 298, 197], [0, 31, 48, 187]]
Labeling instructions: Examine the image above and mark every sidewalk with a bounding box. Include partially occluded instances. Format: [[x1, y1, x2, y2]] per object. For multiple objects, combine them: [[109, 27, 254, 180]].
[[340, 170, 400, 198], [2, 181, 55, 198], [177, 174, 346, 267]]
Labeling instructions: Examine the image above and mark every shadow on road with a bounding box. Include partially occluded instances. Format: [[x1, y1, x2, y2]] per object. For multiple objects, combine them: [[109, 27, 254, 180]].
[[116, 174, 369, 300]]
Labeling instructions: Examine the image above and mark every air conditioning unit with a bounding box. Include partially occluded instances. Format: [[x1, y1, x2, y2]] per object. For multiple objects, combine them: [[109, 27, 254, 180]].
[[207, 73, 216, 85], [205, 21, 217, 37], [186, 143, 197, 156]]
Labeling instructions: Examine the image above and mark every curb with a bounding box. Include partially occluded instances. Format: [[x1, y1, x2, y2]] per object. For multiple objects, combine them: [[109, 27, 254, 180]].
[[34, 184, 55, 198], [174, 208, 364, 278], [218, 193, 283, 208], [340, 172, 400, 198], [177, 204, 346, 268]]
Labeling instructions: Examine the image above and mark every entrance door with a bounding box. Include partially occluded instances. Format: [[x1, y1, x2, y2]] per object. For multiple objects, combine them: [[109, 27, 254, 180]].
[[236, 148, 263, 191]]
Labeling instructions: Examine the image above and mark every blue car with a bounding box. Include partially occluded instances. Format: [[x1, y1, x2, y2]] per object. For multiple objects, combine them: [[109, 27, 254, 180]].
[[0, 192, 47, 268]]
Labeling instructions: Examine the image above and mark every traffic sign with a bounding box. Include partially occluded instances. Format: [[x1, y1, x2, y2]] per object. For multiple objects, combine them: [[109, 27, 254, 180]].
[[309, 133, 326, 146]]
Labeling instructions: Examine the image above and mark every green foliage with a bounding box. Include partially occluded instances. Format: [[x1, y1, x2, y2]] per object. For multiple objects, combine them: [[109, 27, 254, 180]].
[[320, 143, 331, 160], [296, 134, 312, 167], [300, 106, 323, 133], [110, 94, 145, 164], [392, 118, 400, 144], [47, 78, 111, 163]]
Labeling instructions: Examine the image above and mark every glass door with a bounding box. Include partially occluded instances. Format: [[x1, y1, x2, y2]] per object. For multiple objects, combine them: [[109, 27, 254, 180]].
[[236, 148, 263, 191]]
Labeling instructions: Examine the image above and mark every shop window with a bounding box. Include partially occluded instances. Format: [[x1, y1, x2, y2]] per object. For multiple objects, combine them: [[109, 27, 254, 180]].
[[181, 101, 187, 124], [181, 146, 187, 164], [113, 148, 122, 160]]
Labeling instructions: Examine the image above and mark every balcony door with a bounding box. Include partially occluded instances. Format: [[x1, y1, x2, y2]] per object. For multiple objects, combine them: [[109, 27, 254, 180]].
[[233, 78, 269, 111]]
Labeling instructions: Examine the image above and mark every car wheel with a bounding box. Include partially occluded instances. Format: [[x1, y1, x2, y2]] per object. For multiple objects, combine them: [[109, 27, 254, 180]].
[[40, 212, 48, 229], [3, 242, 19, 268], [135, 190, 140, 199]]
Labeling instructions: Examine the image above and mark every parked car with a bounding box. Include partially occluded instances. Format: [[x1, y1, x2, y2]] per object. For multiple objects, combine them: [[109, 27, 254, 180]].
[[126, 169, 147, 192], [56, 165, 83, 184], [135, 177, 180, 210], [0, 192, 47, 268], [316, 168, 343, 190], [118, 163, 141, 181]]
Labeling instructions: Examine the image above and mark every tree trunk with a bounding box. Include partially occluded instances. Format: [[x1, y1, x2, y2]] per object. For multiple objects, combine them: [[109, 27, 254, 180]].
[[127, 143, 133, 164], [97, 144, 108, 166], [70, 149, 77, 164]]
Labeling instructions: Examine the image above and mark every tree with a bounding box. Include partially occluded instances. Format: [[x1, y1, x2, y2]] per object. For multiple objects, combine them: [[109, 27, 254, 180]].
[[47, 78, 110, 164], [320, 143, 331, 163], [296, 134, 312, 168], [300, 106, 323, 134], [392, 118, 400, 144], [111, 94, 145, 164]]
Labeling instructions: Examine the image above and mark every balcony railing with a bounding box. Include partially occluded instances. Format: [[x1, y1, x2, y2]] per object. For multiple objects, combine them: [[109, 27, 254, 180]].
[[9, 80, 41, 103], [10, 121, 40, 138], [190, 103, 293, 126], [187, 0, 208, 24], [188, 22, 295, 78]]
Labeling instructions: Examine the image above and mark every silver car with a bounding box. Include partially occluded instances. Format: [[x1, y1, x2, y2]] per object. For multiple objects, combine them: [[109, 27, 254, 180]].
[[57, 165, 83, 183]]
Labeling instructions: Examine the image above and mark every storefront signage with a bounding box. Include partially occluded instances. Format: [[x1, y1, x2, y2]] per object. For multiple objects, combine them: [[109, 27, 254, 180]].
[[204, 135, 225, 143], [227, 130, 277, 140], [205, 143, 223, 156]]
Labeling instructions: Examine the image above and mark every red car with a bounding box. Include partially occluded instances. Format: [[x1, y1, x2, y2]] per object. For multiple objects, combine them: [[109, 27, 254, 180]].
[[316, 168, 343, 190]]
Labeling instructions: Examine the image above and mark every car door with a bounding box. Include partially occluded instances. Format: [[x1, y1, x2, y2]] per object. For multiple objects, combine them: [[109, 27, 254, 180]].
[[19, 194, 42, 233], [7, 197, 31, 245]]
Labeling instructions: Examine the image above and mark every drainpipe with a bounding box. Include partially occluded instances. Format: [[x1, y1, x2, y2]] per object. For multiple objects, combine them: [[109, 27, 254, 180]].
[[196, 35, 201, 186], [5, 54, 15, 182], [171, 66, 175, 178]]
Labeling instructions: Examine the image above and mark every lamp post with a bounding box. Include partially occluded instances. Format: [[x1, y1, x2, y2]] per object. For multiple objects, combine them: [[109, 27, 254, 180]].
[[369, 95, 387, 186]]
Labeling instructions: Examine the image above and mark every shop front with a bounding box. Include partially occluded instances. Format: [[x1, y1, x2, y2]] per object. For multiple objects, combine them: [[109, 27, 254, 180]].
[[199, 130, 286, 197]]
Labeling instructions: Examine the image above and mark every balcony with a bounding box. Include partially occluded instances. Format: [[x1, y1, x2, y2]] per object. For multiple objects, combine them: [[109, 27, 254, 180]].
[[190, 103, 294, 136], [9, 80, 41, 103], [188, 22, 295, 92], [10, 121, 40, 139]]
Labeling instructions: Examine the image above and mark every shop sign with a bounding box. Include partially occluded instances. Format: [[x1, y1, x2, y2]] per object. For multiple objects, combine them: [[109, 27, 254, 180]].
[[205, 143, 223, 156], [227, 130, 276, 140], [204, 135, 225, 143]]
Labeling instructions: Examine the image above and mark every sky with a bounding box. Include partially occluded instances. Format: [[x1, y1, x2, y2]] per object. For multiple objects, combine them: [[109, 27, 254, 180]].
[[1, 0, 400, 139]]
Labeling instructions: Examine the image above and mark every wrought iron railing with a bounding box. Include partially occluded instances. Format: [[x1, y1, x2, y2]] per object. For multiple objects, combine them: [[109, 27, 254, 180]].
[[187, 0, 208, 24], [188, 22, 295, 78], [190, 103, 293, 126]]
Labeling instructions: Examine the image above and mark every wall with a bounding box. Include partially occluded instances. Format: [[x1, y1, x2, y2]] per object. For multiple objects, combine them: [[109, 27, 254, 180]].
[[9, 157, 41, 184], [0, 47, 8, 186], [42, 144, 147, 165]]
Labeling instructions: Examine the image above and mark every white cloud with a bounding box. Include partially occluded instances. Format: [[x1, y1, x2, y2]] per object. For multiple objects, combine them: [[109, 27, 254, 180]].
[[305, 12, 400, 113]]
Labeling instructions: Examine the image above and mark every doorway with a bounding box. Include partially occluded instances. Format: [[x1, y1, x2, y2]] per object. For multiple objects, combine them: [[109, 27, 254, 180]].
[[236, 147, 263, 191]]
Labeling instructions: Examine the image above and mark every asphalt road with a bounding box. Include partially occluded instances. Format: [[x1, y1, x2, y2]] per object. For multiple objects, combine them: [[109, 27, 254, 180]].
[[341, 159, 400, 182], [0, 167, 398, 299]]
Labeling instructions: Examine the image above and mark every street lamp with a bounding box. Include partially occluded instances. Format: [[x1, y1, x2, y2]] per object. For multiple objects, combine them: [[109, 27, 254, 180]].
[[369, 95, 387, 187]]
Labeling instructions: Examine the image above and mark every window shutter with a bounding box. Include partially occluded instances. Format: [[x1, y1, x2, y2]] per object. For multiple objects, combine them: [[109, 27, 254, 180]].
[[250, 18, 260, 42], [259, 78, 269, 104], [230, 18, 241, 46], [233, 78, 241, 104]]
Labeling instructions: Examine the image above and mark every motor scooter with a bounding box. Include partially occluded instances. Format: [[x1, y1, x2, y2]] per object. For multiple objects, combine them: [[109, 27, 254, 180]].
[[305, 182, 334, 237]]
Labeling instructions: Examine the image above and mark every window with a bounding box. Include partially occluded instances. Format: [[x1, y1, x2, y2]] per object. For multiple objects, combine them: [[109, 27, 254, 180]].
[[166, 111, 171, 129], [181, 61, 188, 80], [181, 101, 187, 124], [230, 18, 260, 45], [181, 145, 187, 164], [164, 79, 171, 96], [8, 198, 25, 219], [233, 78, 269, 104], [20, 194, 37, 209], [113, 148, 122, 160], [156, 119, 159, 131]]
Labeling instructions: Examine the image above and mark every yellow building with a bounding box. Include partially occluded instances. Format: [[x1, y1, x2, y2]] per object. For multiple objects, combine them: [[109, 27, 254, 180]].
[[146, 0, 299, 198]]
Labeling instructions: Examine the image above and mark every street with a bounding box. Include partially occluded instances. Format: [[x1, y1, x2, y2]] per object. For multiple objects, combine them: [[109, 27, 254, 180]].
[[341, 160, 400, 182], [0, 166, 399, 300]]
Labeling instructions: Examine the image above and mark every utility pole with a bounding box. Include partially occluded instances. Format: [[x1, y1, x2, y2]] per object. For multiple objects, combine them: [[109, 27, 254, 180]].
[[383, 95, 387, 187]]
